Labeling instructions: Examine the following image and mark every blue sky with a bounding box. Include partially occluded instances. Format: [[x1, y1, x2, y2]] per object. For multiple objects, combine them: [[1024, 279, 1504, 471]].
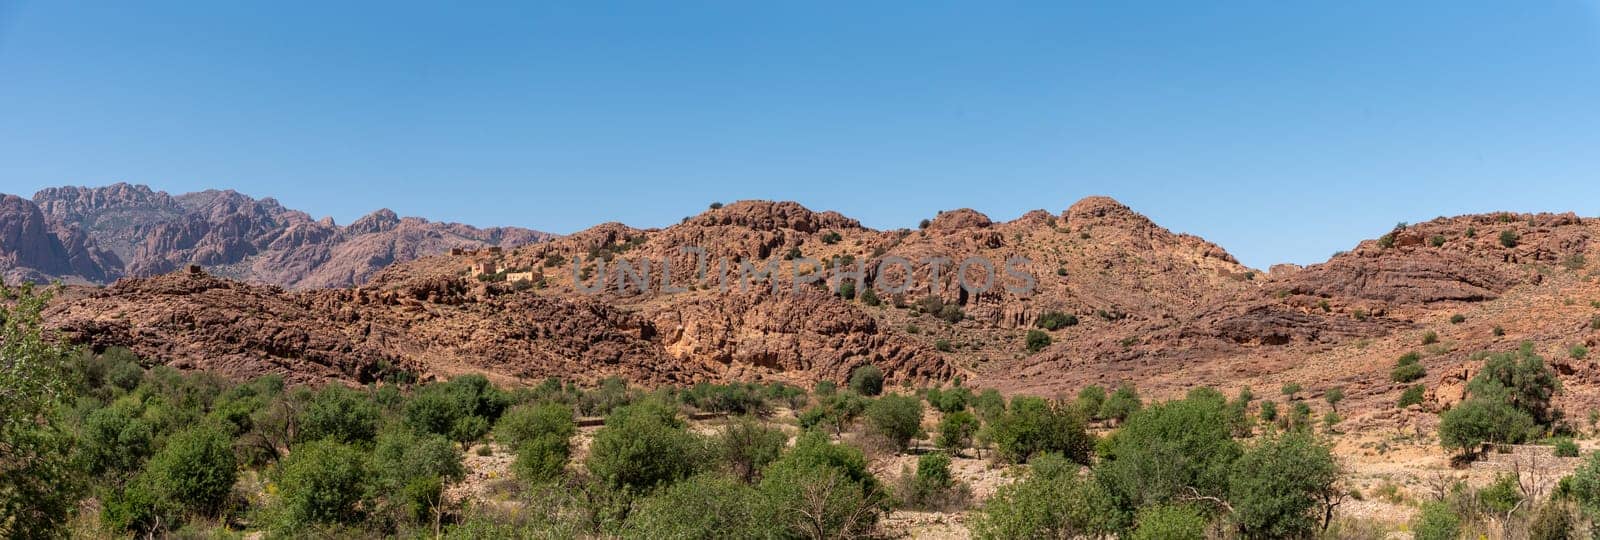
[[2, 1, 1598, 269]]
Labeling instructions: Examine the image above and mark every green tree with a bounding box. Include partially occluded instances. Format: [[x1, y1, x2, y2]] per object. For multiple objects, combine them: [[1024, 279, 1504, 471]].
[[77, 405, 154, 479], [760, 431, 887, 539], [1398, 385, 1426, 408], [0, 283, 83, 538], [1075, 385, 1107, 420], [1100, 383, 1143, 424], [865, 394, 924, 452], [970, 453, 1115, 539], [1096, 395, 1241, 520], [1323, 387, 1345, 412], [1439, 398, 1537, 455], [622, 473, 766, 539], [713, 416, 786, 483], [141, 424, 238, 518], [369, 429, 464, 524], [274, 438, 370, 527], [849, 365, 885, 396], [495, 402, 576, 450], [1227, 432, 1341, 538], [1412, 501, 1462, 540], [937, 410, 980, 454], [512, 434, 571, 484], [1281, 382, 1302, 400], [586, 402, 701, 491], [990, 396, 1093, 464], [296, 384, 380, 444]]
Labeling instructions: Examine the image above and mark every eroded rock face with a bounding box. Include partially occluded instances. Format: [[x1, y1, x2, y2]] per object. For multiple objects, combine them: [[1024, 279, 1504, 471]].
[[5, 183, 555, 288]]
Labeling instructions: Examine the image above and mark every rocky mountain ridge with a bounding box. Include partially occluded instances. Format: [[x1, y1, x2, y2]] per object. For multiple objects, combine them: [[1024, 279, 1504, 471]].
[[1, 183, 554, 288]]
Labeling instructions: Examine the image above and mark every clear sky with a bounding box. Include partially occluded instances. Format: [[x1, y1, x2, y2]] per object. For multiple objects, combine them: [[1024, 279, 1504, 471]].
[[2, 1, 1598, 269]]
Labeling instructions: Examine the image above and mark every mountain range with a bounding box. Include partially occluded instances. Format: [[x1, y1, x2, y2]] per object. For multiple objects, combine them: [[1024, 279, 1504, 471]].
[[0, 183, 553, 288]]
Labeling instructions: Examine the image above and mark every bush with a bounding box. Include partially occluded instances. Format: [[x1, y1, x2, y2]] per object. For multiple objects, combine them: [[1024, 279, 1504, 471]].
[[369, 429, 464, 523], [1324, 387, 1345, 411], [1412, 501, 1462, 540], [1450, 314, 1466, 324], [1280, 382, 1301, 400], [1392, 352, 1426, 383], [989, 396, 1093, 464], [1555, 437, 1581, 457], [1398, 385, 1426, 408], [1025, 330, 1052, 353], [899, 451, 968, 510], [1227, 432, 1340, 538], [1439, 398, 1537, 454], [512, 434, 571, 484], [78, 405, 154, 477], [934, 339, 952, 352], [623, 473, 766, 538], [1422, 331, 1439, 345], [1100, 383, 1142, 423], [1500, 230, 1520, 248], [586, 402, 701, 491], [1097, 395, 1240, 515], [1035, 311, 1079, 330], [1572, 345, 1589, 361], [495, 402, 576, 449], [919, 218, 931, 229], [760, 431, 887, 539], [297, 385, 380, 445], [1429, 234, 1446, 248], [849, 365, 885, 396], [860, 286, 881, 306], [865, 394, 924, 452], [937, 411, 979, 453], [708, 201, 722, 209], [1129, 504, 1207, 540], [140, 424, 238, 518], [970, 453, 1116, 538], [713, 416, 786, 483], [274, 439, 369, 527], [1075, 385, 1107, 420]]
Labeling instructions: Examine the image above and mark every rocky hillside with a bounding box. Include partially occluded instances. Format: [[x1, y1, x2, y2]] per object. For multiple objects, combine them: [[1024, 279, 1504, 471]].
[[34, 196, 1600, 424], [2, 183, 554, 288]]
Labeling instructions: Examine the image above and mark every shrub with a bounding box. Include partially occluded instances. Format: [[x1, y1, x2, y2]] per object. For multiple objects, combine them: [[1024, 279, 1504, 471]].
[[1035, 311, 1079, 330], [512, 434, 571, 484], [297, 385, 380, 445], [1324, 387, 1345, 411], [938, 304, 965, 323], [1592, 315, 1600, 331], [1500, 230, 1520, 248], [1260, 400, 1279, 422], [495, 402, 576, 450], [1227, 432, 1340, 538], [1495, 326, 1508, 336], [1471, 343, 1561, 425], [990, 397, 1093, 465], [899, 451, 969, 511], [623, 473, 766, 538], [274, 439, 369, 527], [760, 432, 887, 539], [1450, 314, 1466, 324], [1280, 382, 1301, 400], [1572, 345, 1589, 361], [865, 394, 924, 452], [919, 219, 931, 229], [1399, 385, 1426, 408], [370, 430, 464, 523], [937, 411, 980, 453], [849, 365, 885, 396], [139, 424, 238, 518], [1552, 437, 1580, 457], [934, 339, 952, 352], [1429, 234, 1446, 248], [929, 386, 971, 413], [1412, 501, 1462, 540], [1129, 504, 1207, 540], [821, 231, 842, 244], [860, 286, 881, 306], [969, 453, 1116, 538], [0, 284, 83, 538], [586, 402, 701, 491], [1439, 398, 1537, 454], [78, 405, 154, 478], [974, 389, 1006, 423], [713, 416, 786, 483], [1392, 352, 1426, 383], [1075, 385, 1107, 420], [838, 281, 856, 300], [1024, 330, 1052, 353], [1422, 331, 1439, 345], [1097, 396, 1240, 515], [450, 415, 491, 449], [1100, 383, 1143, 424]]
